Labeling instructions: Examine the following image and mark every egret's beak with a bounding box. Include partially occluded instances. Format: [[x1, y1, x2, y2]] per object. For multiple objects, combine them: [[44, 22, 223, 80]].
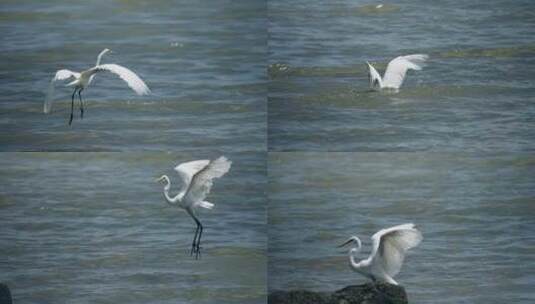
[[337, 238, 354, 248], [365, 61, 371, 68], [155, 176, 165, 183]]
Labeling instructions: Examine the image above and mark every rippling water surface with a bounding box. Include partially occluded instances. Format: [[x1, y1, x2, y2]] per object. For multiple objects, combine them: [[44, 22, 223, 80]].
[[268, 0, 535, 151], [0, 153, 266, 303], [0, 0, 266, 151], [268, 153, 535, 303]]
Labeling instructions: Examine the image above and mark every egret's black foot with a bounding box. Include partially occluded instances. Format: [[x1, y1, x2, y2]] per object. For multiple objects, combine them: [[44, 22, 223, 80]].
[[80, 109, 84, 119], [190, 243, 197, 257], [69, 114, 74, 125], [194, 246, 202, 260]]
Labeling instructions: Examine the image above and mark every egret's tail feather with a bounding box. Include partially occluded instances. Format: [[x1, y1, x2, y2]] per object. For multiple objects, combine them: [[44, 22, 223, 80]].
[[384, 275, 399, 285], [197, 201, 214, 209]]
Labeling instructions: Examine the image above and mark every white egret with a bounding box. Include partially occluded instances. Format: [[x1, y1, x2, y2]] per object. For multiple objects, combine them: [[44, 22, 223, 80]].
[[338, 223, 422, 285], [44, 48, 151, 125], [366, 54, 428, 91], [156, 156, 232, 259]]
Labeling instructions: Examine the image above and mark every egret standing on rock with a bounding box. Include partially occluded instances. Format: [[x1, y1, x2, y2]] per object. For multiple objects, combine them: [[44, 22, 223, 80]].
[[338, 223, 422, 285], [366, 54, 428, 91], [44, 48, 151, 125], [156, 156, 232, 259]]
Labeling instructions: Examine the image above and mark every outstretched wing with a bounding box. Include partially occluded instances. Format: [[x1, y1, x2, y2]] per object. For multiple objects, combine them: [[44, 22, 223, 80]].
[[85, 64, 151, 95], [382, 54, 428, 89], [366, 62, 383, 89], [174, 159, 210, 189], [44, 69, 81, 114], [183, 156, 232, 204], [371, 223, 422, 277]]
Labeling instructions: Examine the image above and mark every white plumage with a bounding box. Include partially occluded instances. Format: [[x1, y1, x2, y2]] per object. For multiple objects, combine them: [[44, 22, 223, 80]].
[[174, 159, 211, 194], [366, 54, 428, 90], [157, 156, 232, 259], [44, 70, 80, 114], [43, 48, 151, 125], [183, 156, 232, 207], [339, 223, 422, 285], [85, 64, 151, 96]]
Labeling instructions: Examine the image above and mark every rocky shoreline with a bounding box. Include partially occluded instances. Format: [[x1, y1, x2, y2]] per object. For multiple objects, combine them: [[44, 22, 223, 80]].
[[268, 282, 408, 304]]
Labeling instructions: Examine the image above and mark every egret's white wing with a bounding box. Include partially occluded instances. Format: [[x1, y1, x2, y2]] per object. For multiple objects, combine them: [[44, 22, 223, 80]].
[[366, 62, 383, 89], [86, 64, 151, 95], [174, 159, 210, 189], [371, 223, 422, 277], [44, 69, 81, 114], [184, 156, 232, 204], [382, 54, 428, 89]]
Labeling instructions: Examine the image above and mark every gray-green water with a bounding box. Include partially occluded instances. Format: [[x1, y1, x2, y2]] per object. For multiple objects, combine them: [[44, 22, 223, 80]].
[[268, 0, 535, 151], [268, 153, 535, 303], [0, 0, 266, 151], [2, 0, 535, 303], [0, 153, 266, 303]]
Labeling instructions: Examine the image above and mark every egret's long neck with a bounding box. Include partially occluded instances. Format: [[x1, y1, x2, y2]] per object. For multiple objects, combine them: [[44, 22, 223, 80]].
[[89, 49, 109, 84], [348, 237, 364, 271], [162, 176, 180, 205], [95, 49, 109, 66], [377, 78, 383, 89], [367, 62, 383, 89]]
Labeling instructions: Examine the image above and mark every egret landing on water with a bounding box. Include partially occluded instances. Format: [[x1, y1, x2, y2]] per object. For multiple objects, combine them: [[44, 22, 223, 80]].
[[366, 54, 428, 92], [156, 156, 232, 259], [338, 223, 422, 286], [43, 48, 151, 125]]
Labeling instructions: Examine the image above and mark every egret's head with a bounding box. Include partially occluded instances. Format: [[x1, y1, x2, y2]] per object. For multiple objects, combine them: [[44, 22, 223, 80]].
[[95, 48, 112, 67], [98, 48, 111, 59], [338, 237, 354, 248], [337, 236, 361, 249], [156, 175, 169, 185]]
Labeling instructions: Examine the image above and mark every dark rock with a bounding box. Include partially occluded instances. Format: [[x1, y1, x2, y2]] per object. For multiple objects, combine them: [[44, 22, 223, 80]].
[[269, 283, 407, 304], [0, 283, 12, 304], [269, 290, 331, 304]]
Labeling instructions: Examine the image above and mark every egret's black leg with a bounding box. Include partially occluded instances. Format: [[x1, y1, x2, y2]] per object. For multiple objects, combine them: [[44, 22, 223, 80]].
[[190, 224, 200, 257], [69, 88, 77, 125], [195, 222, 203, 259], [190, 216, 203, 260], [78, 88, 84, 119]]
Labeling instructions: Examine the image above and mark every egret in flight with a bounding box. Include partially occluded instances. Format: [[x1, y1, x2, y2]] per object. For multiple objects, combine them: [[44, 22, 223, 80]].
[[338, 223, 422, 285], [156, 156, 232, 259], [366, 54, 428, 91], [44, 48, 151, 125]]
